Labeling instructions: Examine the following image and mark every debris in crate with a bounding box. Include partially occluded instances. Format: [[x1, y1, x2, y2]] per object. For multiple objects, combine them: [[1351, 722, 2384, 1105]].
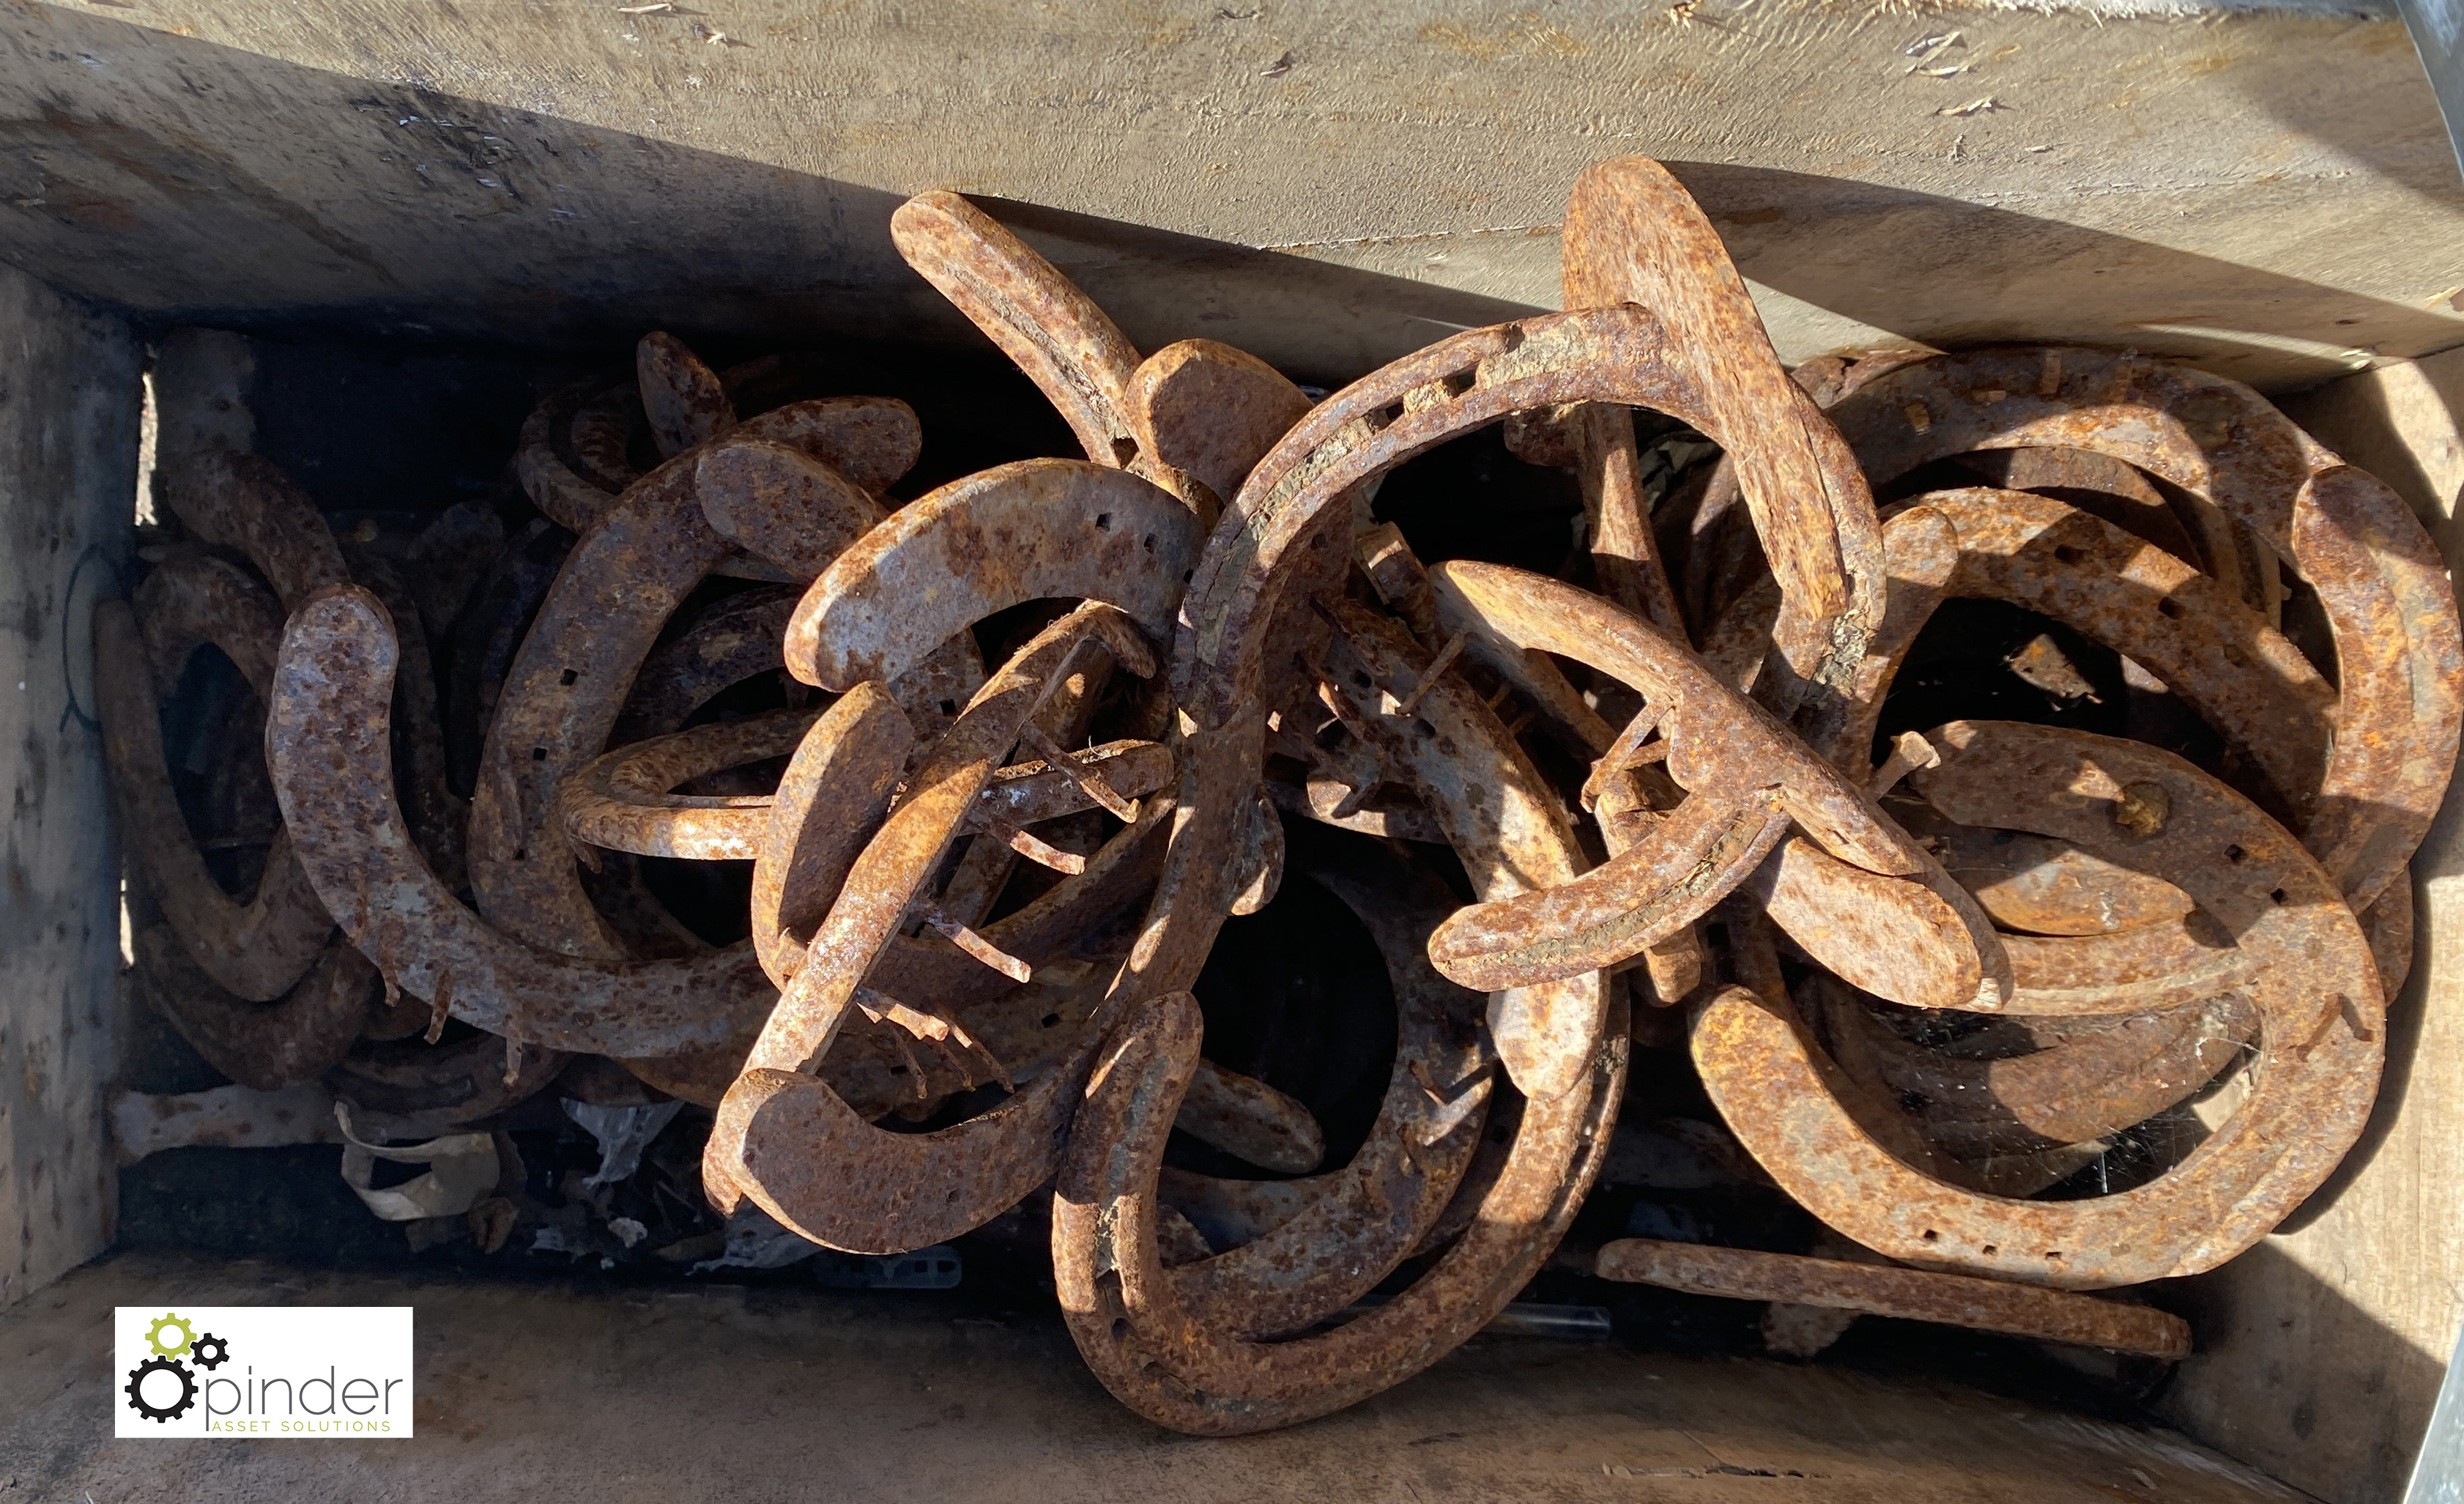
[[672, 1204, 964, 1289], [104, 151, 2458, 1435], [1479, 1303, 1617, 1341], [562, 1098, 688, 1188], [334, 1105, 501, 1223]]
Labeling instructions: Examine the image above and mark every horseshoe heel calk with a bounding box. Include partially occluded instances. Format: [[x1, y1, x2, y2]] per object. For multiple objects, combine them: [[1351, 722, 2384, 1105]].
[[1129, 339, 1314, 505], [1749, 834, 2011, 1012], [890, 190, 1143, 465], [786, 459, 1203, 690], [1488, 974, 1610, 1102], [1427, 789, 1789, 992], [697, 439, 886, 582], [637, 330, 732, 457]]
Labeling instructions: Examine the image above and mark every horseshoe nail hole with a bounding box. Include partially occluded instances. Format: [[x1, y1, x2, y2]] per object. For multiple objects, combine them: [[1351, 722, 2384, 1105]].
[[512, 848, 527, 862], [2270, 887, 2289, 904], [1921, 1229, 1940, 1242], [1040, 1012, 1061, 1028], [944, 1188, 960, 1204], [938, 700, 957, 716], [559, 668, 579, 686], [1142, 534, 1156, 554], [2052, 545, 2084, 565], [531, 747, 548, 761], [2156, 596, 2186, 619], [1112, 1318, 1129, 1339], [1442, 368, 1477, 397], [888, 1064, 908, 1075], [2225, 845, 2246, 863], [1981, 1245, 1998, 1256], [1414, 719, 1437, 740], [1181, 570, 1193, 585], [1372, 399, 1406, 429], [2045, 1251, 2065, 1262], [1094, 512, 1113, 531], [1111, 438, 1139, 467], [1351, 671, 1373, 690]]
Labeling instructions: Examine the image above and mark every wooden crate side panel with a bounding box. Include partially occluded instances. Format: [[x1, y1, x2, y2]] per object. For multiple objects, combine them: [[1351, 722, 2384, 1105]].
[[0, 261, 138, 1308]]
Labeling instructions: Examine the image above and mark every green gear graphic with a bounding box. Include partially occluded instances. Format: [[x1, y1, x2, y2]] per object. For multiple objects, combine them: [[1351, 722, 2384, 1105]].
[[145, 1312, 195, 1359]]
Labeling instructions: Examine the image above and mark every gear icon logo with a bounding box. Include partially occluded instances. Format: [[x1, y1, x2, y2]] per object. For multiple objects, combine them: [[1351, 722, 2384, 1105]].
[[144, 1311, 195, 1359], [189, 1332, 229, 1371], [124, 1355, 196, 1422]]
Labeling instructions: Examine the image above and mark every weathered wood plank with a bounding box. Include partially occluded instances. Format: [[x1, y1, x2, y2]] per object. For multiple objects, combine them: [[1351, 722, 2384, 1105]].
[[0, 1, 2458, 390], [0, 261, 138, 1309], [0, 1250, 2309, 1503], [2151, 358, 2464, 1504]]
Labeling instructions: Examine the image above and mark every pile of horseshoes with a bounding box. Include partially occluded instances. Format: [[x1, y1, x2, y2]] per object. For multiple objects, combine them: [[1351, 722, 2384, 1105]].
[[103, 155, 2459, 1434]]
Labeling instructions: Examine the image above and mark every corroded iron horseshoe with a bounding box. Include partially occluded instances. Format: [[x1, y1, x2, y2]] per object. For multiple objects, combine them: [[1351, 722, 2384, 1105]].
[[1819, 489, 2334, 841], [1425, 560, 2007, 1015], [1693, 719, 2383, 1289], [1811, 979, 2257, 1159], [98, 590, 333, 1001], [784, 459, 1203, 692], [891, 191, 1306, 517], [471, 410, 929, 965], [1312, 595, 1606, 1099], [1154, 842, 1493, 1339], [1559, 155, 1886, 705], [268, 585, 776, 1059], [128, 918, 374, 1092], [1051, 987, 1626, 1437], [706, 605, 1159, 1253], [1827, 347, 2463, 913], [1797, 488, 2398, 1010]]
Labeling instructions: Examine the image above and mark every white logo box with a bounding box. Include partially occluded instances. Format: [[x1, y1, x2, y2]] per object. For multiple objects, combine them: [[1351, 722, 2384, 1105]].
[[114, 1306, 415, 1438]]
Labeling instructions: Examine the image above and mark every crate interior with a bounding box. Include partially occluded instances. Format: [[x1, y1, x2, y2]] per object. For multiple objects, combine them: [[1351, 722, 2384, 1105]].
[[5, 4, 2464, 1500]]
